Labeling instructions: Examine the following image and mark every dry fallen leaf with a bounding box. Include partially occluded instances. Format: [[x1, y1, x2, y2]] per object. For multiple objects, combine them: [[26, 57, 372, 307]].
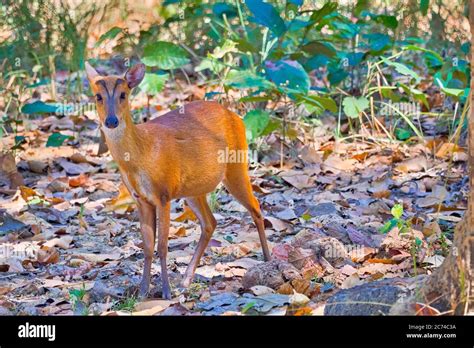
[[104, 183, 135, 213], [173, 205, 198, 222], [37, 246, 60, 265], [280, 171, 314, 190], [395, 156, 429, 173], [133, 300, 175, 315], [43, 236, 73, 249]]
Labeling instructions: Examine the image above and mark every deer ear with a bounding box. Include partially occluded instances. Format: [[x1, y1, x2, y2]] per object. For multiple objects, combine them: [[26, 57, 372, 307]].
[[85, 61, 99, 83], [125, 63, 146, 88]]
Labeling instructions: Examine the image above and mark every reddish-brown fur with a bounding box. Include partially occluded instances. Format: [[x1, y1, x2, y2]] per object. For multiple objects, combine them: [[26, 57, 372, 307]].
[[86, 62, 271, 299]]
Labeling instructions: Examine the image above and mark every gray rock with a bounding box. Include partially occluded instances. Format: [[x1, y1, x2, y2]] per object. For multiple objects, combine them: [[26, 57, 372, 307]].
[[324, 278, 413, 315]]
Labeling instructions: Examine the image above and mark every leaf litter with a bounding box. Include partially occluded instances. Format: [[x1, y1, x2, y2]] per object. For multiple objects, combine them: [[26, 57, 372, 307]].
[[0, 75, 467, 317]]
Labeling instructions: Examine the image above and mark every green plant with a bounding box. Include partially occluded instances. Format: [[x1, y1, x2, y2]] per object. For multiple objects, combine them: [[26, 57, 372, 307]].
[[112, 296, 138, 312], [69, 285, 89, 315], [208, 189, 221, 212], [380, 204, 410, 234]]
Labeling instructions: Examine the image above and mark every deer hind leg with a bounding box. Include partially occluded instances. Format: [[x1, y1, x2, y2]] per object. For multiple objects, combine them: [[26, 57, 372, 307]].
[[181, 195, 217, 288], [223, 163, 271, 261]]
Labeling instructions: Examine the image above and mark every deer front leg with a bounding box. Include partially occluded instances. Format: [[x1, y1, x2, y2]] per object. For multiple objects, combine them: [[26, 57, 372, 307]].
[[137, 198, 156, 298], [157, 199, 171, 299]]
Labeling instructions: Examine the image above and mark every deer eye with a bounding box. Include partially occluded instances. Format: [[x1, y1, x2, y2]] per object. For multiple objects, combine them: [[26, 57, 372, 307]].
[[95, 94, 103, 102], [120, 92, 126, 100]]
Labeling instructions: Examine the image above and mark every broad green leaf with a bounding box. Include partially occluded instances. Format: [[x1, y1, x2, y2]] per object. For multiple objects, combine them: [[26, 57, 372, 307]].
[[436, 78, 465, 98], [343, 96, 369, 118], [243, 110, 270, 141], [95, 27, 122, 47], [301, 41, 336, 58], [265, 60, 310, 93], [375, 15, 398, 29], [328, 68, 349, 85], [261, 118, 281, 136], [365, 33, 391, 52], [246, 0, 286, 37], [142, 41, 190, 70], [391, 204, 403, 219], [46, 132, 71, 147], [21, 101, 58, 114], [382, 58, 420, 83], [441, 87, 465, 98], [225, 70, 274, 89], [299, 94, 337, 113], [140, 73, 169, 95]]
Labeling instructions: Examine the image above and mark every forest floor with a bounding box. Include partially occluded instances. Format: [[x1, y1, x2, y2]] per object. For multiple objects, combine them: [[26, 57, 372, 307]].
[[0, 76, 468, 316]]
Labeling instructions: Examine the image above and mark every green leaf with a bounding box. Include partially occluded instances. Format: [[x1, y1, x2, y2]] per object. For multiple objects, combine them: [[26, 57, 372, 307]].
[[21, 101, 58, 114], [398, 83, 429, 109], [391, 204, 403, 219], [342, 96, 369, 118], [239, 95, 272, 103], [301, 41, 336, 58], [46, 132, 71, 147], [95, 27, 123, 47], [261, 118, 281, 136], [246, 0, 286, 37], [328, 69, 349, 85], [365, 33, 391, 53], [420, 0, 429, 15], [140, 73, 168, 95], [441, 87, 465, 98], [380, 218, 397, 234], [299, 94, 337, 113], [225, 70, 274, 89], [375, 15, 398, 29], [309, 2, 338, 25], [241, 301, 257, 314], [243, 110, 270, 141], [142, 41, 190, 70], [382, 58, 420, 83], [395, 128, 412, 141], [354, 0, 368, 17], [436, 78, 465, 98], [404, 45, 443, 64], [265, 60, 310, 93]]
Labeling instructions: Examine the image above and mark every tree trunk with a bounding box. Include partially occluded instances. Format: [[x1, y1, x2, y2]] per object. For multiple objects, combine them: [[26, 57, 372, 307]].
[[419, 0, 474, 314]]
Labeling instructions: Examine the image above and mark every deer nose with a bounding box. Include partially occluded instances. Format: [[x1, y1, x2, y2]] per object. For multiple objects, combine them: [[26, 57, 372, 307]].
[[105, 116, 119, 129]]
